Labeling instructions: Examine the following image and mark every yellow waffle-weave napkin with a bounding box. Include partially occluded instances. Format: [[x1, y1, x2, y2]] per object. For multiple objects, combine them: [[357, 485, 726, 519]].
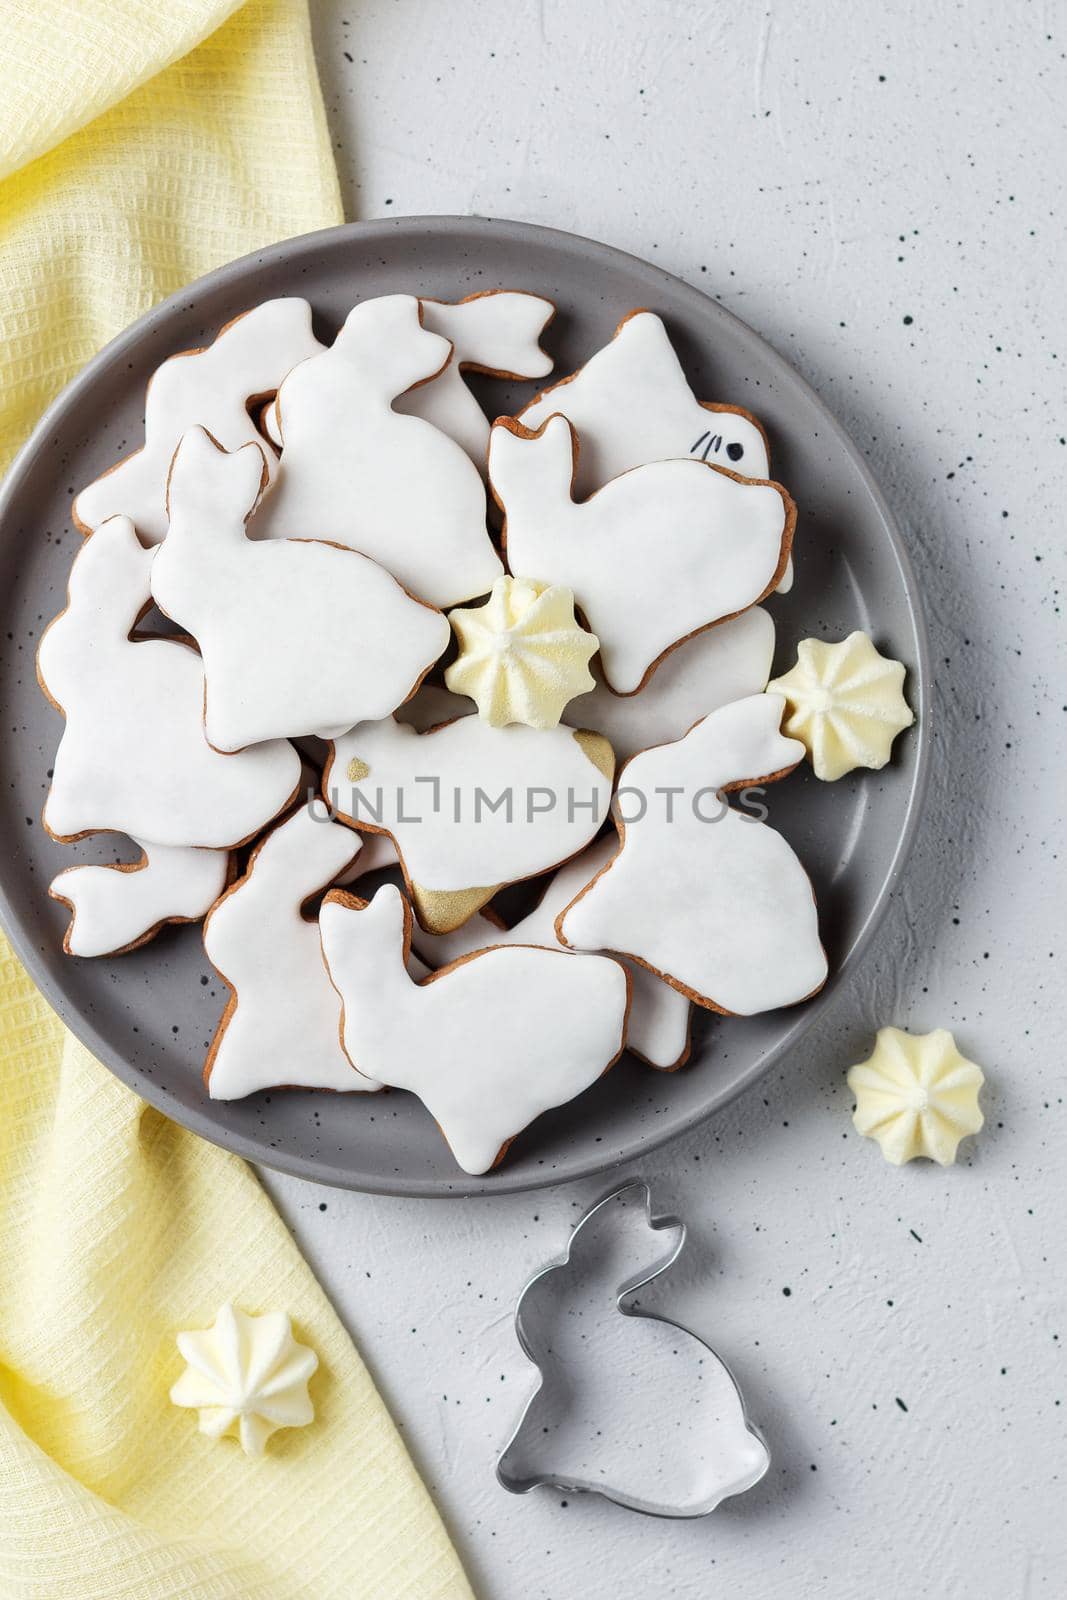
[[0, 4, 474, 1596]]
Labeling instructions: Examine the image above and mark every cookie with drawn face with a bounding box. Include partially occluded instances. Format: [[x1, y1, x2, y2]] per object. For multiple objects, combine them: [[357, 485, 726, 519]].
[[320, 882, 629, 1174], [73, 299, 323, 543], [325, 713, 615, 934], [518, 308, 768, 486]]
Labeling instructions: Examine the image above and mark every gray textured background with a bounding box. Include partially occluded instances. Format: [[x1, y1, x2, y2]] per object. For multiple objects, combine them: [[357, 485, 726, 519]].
[[260, 4, 1065, 1594]]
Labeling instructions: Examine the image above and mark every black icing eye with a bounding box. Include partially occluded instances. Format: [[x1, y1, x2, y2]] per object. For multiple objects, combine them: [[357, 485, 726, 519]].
[[726, 441, 744, 462]]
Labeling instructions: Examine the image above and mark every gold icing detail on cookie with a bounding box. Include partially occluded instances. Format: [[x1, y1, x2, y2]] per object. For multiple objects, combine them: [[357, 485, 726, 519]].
[[346, 757, 371, 783], [767, 631, 913, 782], [411, 882, 500, 935], [571, 728, 615, 782], [169, 1303, 317, 1457], [444, 575, 599, 730], [847, 1027, 984, 1166]]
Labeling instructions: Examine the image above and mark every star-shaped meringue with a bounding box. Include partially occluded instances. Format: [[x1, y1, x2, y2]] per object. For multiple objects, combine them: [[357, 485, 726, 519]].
[[170, 1303, 318, 1456], [847, 1027, 984, 1165], [767, 631, 913, 781], [444, 575, 598, 729]]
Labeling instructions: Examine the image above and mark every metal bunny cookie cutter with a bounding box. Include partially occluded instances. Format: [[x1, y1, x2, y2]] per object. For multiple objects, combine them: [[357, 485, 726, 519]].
[[496, 1179, 769, 1518]]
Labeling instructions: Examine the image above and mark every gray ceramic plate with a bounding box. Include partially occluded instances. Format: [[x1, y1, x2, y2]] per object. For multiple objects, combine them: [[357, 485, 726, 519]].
[[0, 217, 929, 1197]]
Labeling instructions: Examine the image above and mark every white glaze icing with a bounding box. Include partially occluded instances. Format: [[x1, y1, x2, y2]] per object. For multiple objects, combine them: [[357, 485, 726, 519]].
[[152, 428, 449, 751], [73, 299, 322, 543], [50, 840, 229, 957], [558, 695, 828, 1015], [564, 606, 776, 762], [519, 310, 769, 491], [260, 290, 554, 471], [319, 883, 628, 1173], [411, 835, 691, 1070], [204, 802, 380, 1100], [170, 1303, 318, 1457], [490, 415, 791, 693], [38, 516, 300, 848], [327, 713, 614, 929], [251, 295, 504, 606], [394, 292, 554, 469], [517, 310, 794, 590]]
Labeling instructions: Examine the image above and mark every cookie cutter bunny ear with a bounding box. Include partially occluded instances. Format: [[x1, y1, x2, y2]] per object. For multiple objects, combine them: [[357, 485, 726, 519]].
[[496, 1179, 770, 1518]]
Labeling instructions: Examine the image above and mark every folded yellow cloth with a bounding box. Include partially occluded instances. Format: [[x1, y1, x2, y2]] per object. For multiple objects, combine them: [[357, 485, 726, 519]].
[[0, 5, 474, 1597]]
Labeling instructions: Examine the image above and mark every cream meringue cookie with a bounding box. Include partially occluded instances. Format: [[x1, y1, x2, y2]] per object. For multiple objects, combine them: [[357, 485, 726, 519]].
[[847, 1027, 984, 1165], [445, 575, 599, 730], [767, 630, 913, 781], [170, 1303, 318, 1456]]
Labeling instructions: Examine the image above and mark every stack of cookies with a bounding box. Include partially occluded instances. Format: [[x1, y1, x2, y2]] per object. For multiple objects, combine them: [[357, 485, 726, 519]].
[[39, 290, 829, 1174]]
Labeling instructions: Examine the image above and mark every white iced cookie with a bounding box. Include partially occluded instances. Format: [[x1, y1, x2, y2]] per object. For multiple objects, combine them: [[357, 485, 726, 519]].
[[170, 1303, 318, 1457], [203, 802, 381, 1100], [319, 883, 629, 1174], [261, 289, 554, 471], [73, 299, 322, 543], [152, 428, 449, 751], [519, 309, 794, 595], [38, 516, 300, 848], [326, 714, 615, 933], [767, 631, 914, 781], [252, 294, 504, 606], [490, 415, 792, 694], [519, 309, 769, 493], [50, 841, 230, 958], [412, 835, 691, 1071], [558, 695, 828, 1015], [564, 607, 776, 763], [847, 1027, 984, 1166], [445, 575, 598, 729], [393, 291, 554, 469]]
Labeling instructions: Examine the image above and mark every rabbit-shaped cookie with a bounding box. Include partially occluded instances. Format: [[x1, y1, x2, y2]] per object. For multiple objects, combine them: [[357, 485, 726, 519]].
[[204, 803, 383, 1100], [520, 309, 769, 492], [262, 290, 555, 475], [319, 883, 629, 1173], [73, 298, 322, 542], [252, 294, 504, 606], [489, 414, 793, 693], [152, 428, 449, 751], [558, 694, 828, 1015], [38, 514, 300, 848]]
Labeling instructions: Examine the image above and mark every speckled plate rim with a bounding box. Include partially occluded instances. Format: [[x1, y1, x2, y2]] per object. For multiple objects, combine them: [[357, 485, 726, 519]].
[[0, 216, 931, 1197]]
